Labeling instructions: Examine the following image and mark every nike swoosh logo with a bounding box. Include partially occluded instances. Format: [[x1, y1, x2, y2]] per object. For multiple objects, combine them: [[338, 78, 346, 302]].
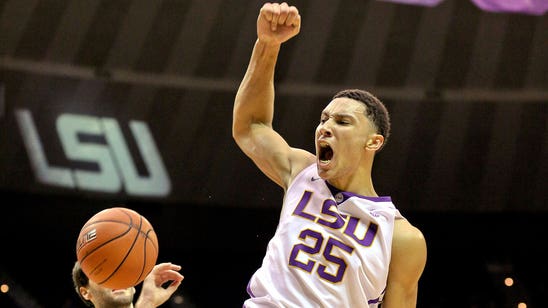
[[311, 176, 321, 181]]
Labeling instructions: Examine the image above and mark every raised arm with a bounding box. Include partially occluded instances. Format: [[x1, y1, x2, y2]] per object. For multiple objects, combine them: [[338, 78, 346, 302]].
[[232, 2, 313, 189]]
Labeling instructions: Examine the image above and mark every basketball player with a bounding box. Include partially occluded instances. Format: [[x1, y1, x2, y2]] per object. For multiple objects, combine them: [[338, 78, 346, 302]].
[[72, 261, 184, 308], [232, 2, 427, 307]]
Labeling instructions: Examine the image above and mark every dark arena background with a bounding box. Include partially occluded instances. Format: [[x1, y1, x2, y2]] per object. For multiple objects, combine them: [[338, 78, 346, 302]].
[[0, 0, 547, 307]]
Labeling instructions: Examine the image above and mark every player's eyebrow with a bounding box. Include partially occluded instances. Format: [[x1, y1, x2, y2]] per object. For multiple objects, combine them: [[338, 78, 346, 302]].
[[321, 111, 356, 119]]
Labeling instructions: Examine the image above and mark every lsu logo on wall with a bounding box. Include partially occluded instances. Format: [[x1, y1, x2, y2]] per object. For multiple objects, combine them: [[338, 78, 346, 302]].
[[15, 109, 171, 197]]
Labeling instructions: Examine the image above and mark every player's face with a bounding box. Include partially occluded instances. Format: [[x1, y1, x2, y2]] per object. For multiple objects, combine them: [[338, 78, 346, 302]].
[[315, 97, 378, 181], [81, 279, 136, 308]]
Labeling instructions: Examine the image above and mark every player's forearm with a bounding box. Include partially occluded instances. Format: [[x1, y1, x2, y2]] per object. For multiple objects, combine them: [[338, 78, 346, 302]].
[[233, 39, 281, 137]]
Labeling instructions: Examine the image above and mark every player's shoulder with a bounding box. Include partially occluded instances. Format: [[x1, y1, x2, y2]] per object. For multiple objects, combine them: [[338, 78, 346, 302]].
[[393, 218, 426, 251], [389, 218, 427, 287], [288, 148, 316, 179]]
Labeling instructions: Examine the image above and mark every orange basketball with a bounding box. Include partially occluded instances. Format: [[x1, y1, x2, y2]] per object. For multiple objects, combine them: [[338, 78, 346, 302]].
[[76, 207, 159, 289]]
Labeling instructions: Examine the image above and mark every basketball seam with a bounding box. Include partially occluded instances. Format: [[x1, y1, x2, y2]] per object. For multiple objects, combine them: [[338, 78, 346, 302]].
[[98, 209, 143, 286]]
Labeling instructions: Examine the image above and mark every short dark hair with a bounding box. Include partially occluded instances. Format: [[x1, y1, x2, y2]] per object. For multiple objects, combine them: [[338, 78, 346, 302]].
[[332, 89, 391, 150], [72, 261, 94, 307]]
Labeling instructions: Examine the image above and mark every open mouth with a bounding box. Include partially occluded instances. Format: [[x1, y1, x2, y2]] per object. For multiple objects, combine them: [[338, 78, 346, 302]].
[[318, 143, 333, 164]]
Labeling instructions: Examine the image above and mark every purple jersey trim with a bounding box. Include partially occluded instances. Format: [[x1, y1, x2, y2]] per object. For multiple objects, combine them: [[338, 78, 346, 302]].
[[246, 280, 255, 298], [325, 181, 392, 203], [368, 286, 387, 305]]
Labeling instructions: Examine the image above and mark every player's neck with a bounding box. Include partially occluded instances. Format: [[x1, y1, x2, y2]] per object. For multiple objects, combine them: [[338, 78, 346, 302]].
[[326, 174, 377, 197]]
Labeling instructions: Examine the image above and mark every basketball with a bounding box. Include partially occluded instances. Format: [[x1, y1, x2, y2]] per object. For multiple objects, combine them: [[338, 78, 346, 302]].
[[75, 207, 159, 289]]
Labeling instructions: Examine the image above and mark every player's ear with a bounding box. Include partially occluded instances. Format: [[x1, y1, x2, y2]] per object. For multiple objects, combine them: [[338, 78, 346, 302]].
[[80, 286, 91, 300], [365, 134, 384, 151]]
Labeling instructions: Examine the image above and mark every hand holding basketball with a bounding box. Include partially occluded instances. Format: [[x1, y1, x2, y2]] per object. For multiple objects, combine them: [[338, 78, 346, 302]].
[[76, 207, 159, 289]]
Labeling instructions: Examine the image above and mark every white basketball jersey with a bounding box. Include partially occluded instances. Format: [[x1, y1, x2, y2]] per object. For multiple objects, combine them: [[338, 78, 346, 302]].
[[244, 164, 403, 308]]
